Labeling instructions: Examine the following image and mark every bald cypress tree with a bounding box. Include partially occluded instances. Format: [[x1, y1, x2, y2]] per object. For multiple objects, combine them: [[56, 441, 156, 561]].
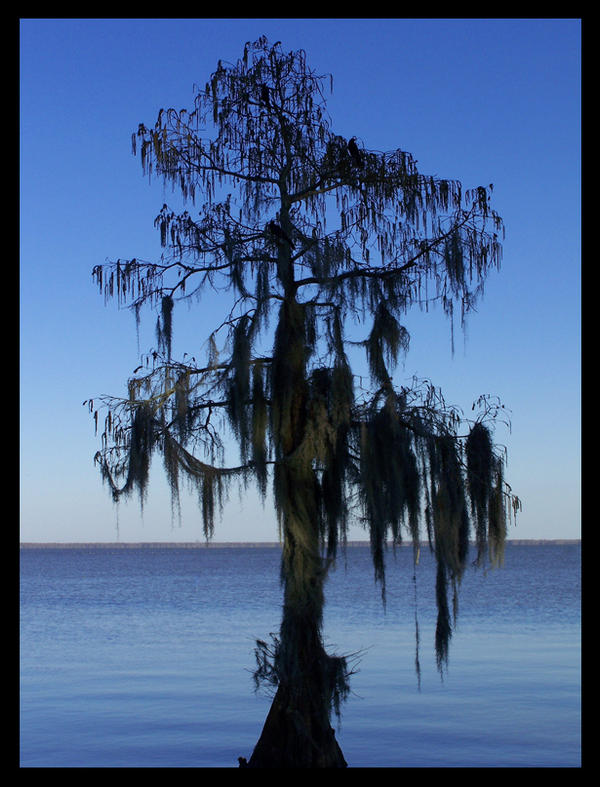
[[90, 37, 521, 768]]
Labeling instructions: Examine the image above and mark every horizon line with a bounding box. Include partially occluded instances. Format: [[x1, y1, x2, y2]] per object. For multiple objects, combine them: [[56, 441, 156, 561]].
[[20, 538, 580, 548]]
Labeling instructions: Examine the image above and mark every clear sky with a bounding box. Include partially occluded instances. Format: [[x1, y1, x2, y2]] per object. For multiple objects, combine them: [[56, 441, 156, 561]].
[[20, 18, 581, 543]]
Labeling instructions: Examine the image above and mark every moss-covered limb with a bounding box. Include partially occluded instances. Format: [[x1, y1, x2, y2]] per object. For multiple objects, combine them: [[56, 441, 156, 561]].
[[347, 388, 517, 668], [95, 405, 259, 538]]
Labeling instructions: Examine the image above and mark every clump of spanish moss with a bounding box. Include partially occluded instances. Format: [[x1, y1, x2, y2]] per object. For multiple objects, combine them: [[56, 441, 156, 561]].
[[488, 460, 508, 567], [358, 395, 421, 600], [121, 402, 156, 505], [156, 294, 174, 359], [466, 420, 509, 567], [423, 432, 469, 669], [227, 314, 252, 457], [173, 370, 193, 444], [250, 363, 269, 497], [253, 632, 355, 724], [365, 301, 410, 388], [270, 299, 310, 460]]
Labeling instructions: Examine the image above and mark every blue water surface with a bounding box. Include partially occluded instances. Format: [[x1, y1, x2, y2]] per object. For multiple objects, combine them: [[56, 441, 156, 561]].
[[20, 543, 580, 767]]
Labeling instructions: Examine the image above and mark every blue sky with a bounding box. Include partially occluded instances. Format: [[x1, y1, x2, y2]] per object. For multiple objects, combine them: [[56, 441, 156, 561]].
[[20, 18, 581, 543]]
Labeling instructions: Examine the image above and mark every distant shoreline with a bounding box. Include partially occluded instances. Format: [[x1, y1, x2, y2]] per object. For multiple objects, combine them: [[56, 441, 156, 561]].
[[20, 539, 580, 549]]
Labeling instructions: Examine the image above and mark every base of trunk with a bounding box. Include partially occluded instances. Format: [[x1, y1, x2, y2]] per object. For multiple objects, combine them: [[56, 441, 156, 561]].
[[239, 684, 347, 768]]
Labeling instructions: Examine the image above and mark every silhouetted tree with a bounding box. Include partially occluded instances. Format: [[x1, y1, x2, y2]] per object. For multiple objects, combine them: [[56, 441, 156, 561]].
[[89, 37, 521, 768]]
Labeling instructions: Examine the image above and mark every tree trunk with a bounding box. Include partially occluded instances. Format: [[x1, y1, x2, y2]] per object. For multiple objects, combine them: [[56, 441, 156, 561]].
[[239, 498, 348, 768], [241, 682, 347, 768], [240, 543, 347, 767], [238, 295, 348, 768], [239, 452, 348, 766]]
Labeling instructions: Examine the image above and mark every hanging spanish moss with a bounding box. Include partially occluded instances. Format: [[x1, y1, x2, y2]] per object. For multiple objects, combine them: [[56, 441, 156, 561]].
[[227, 314, 252, 459], [365, 301, 410, 388], [270, 299, 309, 461], [357, 393, 422, 602], [253, 631, 355, 725], [156, 294, 174, 359], [94, 401, 157, 509], [434, 560, 453, 671], [488, 459, 508, 567], [412, 559, 422, 690], [466, 421, 495, 564], [120, 402, 156, 504], [172, 370, 192, 444], [250, 363, 269, 497]]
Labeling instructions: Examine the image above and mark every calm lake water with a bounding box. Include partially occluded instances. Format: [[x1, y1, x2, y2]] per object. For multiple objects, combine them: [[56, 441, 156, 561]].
[[20, 542, 580, 768]]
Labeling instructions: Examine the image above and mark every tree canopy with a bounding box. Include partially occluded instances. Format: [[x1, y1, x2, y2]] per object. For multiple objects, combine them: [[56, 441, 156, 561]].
[[89, 36, 520, 765]]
